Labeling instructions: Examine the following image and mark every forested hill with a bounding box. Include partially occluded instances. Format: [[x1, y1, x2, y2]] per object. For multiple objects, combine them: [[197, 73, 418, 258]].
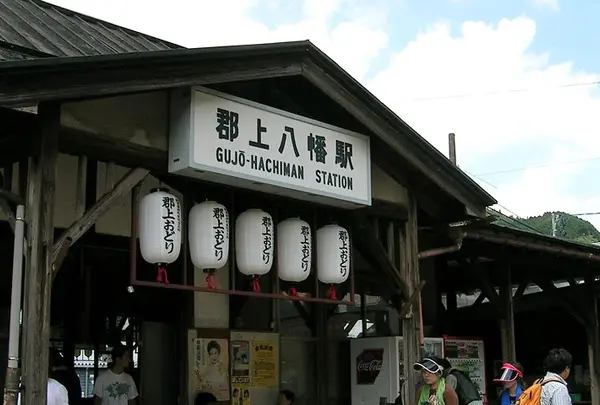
[[491, 210, 600, 244]]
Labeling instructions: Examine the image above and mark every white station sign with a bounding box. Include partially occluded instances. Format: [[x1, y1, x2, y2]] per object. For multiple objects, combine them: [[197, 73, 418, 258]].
[[168, 87, 371, 207]]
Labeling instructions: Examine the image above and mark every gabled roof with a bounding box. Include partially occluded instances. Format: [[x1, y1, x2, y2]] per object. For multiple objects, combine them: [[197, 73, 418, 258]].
[[0, 40, 497, 216], [0, 0, 181, 61]]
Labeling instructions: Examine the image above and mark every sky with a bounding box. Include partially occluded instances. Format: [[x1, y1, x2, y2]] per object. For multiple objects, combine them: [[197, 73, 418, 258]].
[[48, 0, 600, 229]]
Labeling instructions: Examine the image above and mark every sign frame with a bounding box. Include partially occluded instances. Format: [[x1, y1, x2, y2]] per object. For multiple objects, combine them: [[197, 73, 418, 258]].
[[169, 86, 372, 207]]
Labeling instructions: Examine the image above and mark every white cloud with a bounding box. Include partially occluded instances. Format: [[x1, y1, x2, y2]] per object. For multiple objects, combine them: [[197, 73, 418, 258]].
[[46, 1, 600, 229], [367, 17, 600, 228], [531, 0, 560, 11], [48, 0, 387, 82]]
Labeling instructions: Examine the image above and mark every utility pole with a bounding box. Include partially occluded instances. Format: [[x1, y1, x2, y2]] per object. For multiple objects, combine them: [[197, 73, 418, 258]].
[[448, 133, 457, 165]]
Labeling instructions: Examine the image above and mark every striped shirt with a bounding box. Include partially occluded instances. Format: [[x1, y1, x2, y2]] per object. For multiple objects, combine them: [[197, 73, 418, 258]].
[[540, 372, 571, 405]]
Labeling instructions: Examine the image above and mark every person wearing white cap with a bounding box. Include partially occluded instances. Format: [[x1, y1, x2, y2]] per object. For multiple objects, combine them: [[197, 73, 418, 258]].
[[413, 356, 458, 405]]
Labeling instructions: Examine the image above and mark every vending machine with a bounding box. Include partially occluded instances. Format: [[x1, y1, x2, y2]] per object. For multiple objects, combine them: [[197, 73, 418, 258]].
[[443, 336, 488, 404], [350, 336, 445, 405]]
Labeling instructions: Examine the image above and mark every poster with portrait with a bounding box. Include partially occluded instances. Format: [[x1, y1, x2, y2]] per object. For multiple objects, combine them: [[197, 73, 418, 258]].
[[193, 338, 230, 401], [231, 385, 252, 405], [231, 340, 251, 384]]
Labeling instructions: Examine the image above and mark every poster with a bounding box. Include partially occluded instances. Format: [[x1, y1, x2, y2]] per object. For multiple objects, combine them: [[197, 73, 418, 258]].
[[192, 338, 230, 401], [232, 340, 251, 384], [251, 341, 278, 388], [232, 385, 252, 405], [444, 338, 486, 398]]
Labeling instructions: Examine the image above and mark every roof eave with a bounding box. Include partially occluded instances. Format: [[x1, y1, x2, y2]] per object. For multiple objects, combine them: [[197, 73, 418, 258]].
[[0, 40, 495, 215]]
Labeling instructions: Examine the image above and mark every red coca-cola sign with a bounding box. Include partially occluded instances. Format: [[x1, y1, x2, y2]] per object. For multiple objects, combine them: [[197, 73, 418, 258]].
[[356, 349, 384, 385]]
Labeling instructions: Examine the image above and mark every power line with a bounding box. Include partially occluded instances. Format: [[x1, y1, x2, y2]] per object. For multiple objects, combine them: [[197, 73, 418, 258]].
[[474, 156, 600, 177], [573, 212, 600, 216], [408, 80, 600, 102], [493, 204, 547, 235]]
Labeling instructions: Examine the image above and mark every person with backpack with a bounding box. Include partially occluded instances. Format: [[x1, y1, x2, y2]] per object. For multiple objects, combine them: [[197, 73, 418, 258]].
[[494, 362, 527, 405], [440, 358, 482, 405], [413, 356, 459, 405], [515, 348, 572, 405]]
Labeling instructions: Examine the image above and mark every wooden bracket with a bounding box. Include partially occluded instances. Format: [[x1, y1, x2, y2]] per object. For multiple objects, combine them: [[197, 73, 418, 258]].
[[351, 213, 409, 298], [397, 280, 427, 319], [0, 197, 15, 232], [468, 259, 503, 315], [51, 167, 149, 274], [534, 277, 589, 326]]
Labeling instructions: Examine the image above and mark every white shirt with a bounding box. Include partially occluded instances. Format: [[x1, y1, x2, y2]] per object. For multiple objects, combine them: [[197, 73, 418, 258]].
[[93, 370, 138, 405], [541, 372, 572, 405], [47, 378, 69, 405]]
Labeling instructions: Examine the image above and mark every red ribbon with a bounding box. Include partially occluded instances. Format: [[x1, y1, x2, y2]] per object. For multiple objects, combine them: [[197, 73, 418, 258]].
[[205, 272, 217, 289], [156, 266, 169, 285], [288, 287, 298, 297], [252, 276, 261, 293], [326, 284, 336, 300]]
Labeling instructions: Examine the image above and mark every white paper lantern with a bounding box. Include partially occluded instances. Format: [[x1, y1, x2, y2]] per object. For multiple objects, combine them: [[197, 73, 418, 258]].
[[189, 201, 230, 270], [236, 209, 274, 277], [138, 189, 182, 266], [277, 218, 312, 283], [317, 224, 351, 285]]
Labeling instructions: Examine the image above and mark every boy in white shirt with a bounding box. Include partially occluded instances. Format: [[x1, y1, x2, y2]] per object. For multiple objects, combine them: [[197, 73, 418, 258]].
[[93, 345, 138, 405], [47, 378, 69, 405]]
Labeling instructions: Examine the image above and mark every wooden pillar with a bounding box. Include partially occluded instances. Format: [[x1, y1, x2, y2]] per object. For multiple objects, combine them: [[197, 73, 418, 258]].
[[499, 265, 516, 362], [399, 194, 421, 405], [586, 275, 600, 405], [21, 102, 59, 405]]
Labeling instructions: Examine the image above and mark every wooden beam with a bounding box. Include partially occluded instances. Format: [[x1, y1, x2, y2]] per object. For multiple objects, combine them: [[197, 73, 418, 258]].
[[74, 155, 87, 219], [0, 58, 302, 106], [51, 167, 149, 271], [585, 274, 600, 405], [398, 193, 421, 405], [499, 264, 516, 362], [22, 101, 59, 405], [59, 127, 167, 173]]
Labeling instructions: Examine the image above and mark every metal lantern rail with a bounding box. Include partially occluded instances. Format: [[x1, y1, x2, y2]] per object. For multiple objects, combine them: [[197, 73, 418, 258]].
[[138, 188, 182, 284], [129, 187, 355, 305], [189, 201, 230, 289], [277, 218, 312, 296], [236, 209, 274, 293]]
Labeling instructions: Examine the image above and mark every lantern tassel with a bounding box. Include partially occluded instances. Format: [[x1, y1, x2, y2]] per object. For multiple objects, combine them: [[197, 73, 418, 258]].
[[205, 271, 217, 289], [288, 287, 298, 297], [252, 276, 261, 293], [157, 266, 169, 285], [326, 284, 336, 300]]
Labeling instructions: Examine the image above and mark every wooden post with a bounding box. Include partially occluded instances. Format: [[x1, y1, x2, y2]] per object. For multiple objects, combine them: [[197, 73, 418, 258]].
[[448, 133, 457, 165], [586, 275, 600, 405], [499, 265, 516, 362], [22, 102, 59, 405], [399, 194, 421, 405]]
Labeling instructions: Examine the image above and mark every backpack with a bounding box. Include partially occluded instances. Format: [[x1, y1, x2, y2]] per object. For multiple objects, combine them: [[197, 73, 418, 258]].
[[448, 369, 481, 405], [514, 378, 565, 405]]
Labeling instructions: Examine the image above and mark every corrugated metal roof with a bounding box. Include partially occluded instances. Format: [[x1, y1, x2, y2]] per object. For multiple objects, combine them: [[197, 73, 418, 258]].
[[0, 45, 38, 61], [0, 0, 182, 60]]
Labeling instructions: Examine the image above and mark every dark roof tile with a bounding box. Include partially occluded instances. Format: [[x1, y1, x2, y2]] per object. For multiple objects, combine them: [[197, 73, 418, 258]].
[[0, 0, 182, 60]]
